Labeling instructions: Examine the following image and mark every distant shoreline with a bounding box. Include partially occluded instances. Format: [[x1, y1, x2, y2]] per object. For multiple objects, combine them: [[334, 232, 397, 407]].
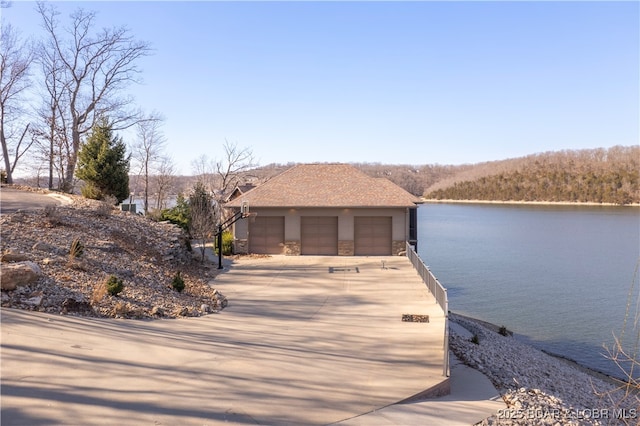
[[422, 198, 640, 207]]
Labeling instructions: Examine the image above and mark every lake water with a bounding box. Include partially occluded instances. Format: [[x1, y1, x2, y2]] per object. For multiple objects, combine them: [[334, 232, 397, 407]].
[[417, 203, 640, 380]]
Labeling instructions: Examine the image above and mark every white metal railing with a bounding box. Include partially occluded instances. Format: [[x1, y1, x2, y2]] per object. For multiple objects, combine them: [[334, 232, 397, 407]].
[[406, 242, 450, 377]]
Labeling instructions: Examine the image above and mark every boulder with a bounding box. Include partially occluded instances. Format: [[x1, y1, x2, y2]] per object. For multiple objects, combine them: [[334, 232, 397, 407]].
[[61, 298, 92, 314], [1, 250, 30, 263], [173, 306, 189, 317], [24, 291, 44, 307], [32, 241, 62, 255], [151, 306, 165, 317], [1, 261, 42, 290], [213, 290, 228, 309]]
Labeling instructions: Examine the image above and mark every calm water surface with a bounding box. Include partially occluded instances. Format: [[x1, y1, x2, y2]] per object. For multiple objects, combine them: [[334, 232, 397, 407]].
[[418, 203, 640, 380]]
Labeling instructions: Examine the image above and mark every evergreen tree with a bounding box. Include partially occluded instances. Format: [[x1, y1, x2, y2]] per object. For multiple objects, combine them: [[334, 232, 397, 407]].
[[76, 119, 130, 204], [160, 193, 191, 233]]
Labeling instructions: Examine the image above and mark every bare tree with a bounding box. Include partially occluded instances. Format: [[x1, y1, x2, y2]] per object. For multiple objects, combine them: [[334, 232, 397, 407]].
[[0, 23, 35, 183], [189, 181, 216, 263], [36, 2, 151, 192], [191, 140, 255, 220], [132, 114, 165, 214], [598, 260, 640, 421], [34, 25, 69, 190], [215, 140, 256, 204], [154, 156, 176, 210], [23, 149, 48, 188], [191, 154, 217, 195]]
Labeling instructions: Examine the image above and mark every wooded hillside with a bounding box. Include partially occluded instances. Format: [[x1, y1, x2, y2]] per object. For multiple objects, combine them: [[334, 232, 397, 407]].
[[425, 146, 639, 205], [21, 146, 634, 206], [247, 146, 639, 205]]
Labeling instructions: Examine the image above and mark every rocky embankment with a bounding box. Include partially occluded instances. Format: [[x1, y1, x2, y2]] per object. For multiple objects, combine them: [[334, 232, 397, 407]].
[[449, 313, 638, 425], [1, 190, 226, 318]]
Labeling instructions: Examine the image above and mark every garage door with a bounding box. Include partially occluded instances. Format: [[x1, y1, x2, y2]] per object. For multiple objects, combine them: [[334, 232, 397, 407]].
[[354, 216, 392, 256], [301, 216, 338, 255], [249, 216, 284, 254]]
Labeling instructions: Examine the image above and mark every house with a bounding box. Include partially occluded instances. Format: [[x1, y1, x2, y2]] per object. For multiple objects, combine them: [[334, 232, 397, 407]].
[[225, 184, 256, 202], [225, 163, 420, 256]]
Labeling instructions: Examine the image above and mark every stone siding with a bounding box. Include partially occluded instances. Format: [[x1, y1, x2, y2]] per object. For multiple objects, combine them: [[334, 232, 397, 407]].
[[234, 239, 248, 254], [284, 241, 301, 256], [338, 240, 354, 256], [392, 240, 406, 256]]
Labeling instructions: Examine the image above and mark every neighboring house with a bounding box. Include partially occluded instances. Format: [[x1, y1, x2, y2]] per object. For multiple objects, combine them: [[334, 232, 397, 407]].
[[225, 184, 256, 202], [225, 163, 420, 256]]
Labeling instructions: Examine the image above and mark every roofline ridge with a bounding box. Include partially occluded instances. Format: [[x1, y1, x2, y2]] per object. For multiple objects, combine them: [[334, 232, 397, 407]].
[[225, 162, 420, 208]]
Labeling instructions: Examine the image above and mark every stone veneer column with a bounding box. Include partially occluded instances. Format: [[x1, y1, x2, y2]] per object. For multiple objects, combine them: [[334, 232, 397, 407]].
[[235, 239, 248, 254], [392, 240, 406, 256], [284, 241, 301, 256], [338, 240, 354, 256]]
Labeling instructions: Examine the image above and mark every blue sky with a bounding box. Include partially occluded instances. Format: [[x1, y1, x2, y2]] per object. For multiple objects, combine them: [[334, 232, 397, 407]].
[[6, 1, 639, 175]]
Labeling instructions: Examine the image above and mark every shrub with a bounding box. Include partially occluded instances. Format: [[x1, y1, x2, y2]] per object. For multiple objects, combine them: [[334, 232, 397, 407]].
[[171, 272, 185, 292], [471, 334, 480, 345], [105, 275, 124, 296], [216, 230, 234, 256], [81, 182, 102, 200], [103, 194, 118, 206], [146, 208, 163, 221], [159, 194, 190, 233], [95, 195, 117, 217], [69, 238, 84, 259]]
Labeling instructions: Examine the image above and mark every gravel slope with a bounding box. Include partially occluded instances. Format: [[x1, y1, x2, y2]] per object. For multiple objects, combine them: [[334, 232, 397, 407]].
[[1, 193, 225, 319], [449, 313, 639, 425]]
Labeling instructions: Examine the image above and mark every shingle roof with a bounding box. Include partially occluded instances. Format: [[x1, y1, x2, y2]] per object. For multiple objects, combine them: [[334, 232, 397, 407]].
[[226, 164, 420, 208], [224, 184, 256, 202]]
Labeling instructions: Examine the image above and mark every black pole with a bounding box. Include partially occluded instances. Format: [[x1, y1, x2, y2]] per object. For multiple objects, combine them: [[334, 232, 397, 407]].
[[215, 210, 246, 270], [217, 224, 223, 269]]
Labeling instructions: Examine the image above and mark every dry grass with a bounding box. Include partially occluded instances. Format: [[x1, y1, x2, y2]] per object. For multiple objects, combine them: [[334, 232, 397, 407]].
[[94, 195, 117, 217], [68, 237, 84, 260], [113, 301, 129, 316], [91, 281, 108, 305]]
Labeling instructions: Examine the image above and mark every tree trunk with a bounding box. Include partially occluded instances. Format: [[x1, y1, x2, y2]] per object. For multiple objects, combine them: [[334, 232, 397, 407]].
[[49, 139, 54, 189], [0, 127, 14, 184], [144, 159, 149, 214], [48, 110, 55, 190], [62, 127, 81, 193], [62, 154, 77, 192]]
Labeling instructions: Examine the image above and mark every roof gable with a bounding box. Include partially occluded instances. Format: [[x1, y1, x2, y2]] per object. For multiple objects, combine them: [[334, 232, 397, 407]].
[[225, 184, 256, 202], [226, 164, 419, 208]]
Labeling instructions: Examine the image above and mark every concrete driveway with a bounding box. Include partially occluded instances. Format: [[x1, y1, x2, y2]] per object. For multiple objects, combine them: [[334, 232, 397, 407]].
[[0, 187, 71, 213], [1, 256, 446, 425]]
